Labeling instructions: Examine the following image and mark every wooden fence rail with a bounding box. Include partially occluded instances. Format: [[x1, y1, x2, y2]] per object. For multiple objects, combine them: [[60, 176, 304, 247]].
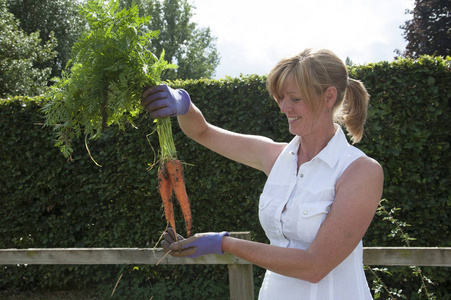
[[2, 247, 450, 266], [363, 246, 450, 267], [1, 232, 450, 300]]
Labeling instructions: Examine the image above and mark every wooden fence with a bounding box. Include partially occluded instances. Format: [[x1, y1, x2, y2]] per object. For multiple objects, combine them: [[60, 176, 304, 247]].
[[1, 232, 450, 300]]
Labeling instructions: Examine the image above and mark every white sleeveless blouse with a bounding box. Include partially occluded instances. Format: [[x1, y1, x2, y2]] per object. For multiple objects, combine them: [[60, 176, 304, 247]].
[[258, 126, 373, 300]]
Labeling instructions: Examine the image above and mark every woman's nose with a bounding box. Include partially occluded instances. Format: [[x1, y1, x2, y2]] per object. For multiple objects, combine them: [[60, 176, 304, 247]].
[[279, 98, 291, 113]]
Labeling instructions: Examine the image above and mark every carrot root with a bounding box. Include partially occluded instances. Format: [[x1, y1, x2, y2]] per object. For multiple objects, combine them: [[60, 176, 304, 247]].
[[165, 160, 192, 237], [158, 167, 176, 237]]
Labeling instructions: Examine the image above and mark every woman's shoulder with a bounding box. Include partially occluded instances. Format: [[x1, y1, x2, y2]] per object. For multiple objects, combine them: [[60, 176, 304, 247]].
[[340, 155, 384, 185], [355, 155, 382, 170]]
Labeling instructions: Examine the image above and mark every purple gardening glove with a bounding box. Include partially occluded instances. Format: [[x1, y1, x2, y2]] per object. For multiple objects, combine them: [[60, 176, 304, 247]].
[[141, 85, 191, 118], [161, 228, 230, 259]]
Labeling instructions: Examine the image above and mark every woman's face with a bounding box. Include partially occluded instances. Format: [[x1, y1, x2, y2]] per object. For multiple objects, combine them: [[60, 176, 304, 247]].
[[279, 78, 320, 137]]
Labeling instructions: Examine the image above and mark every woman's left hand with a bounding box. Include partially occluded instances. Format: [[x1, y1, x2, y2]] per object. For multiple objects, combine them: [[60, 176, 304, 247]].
[[141, 85, 191, 118]]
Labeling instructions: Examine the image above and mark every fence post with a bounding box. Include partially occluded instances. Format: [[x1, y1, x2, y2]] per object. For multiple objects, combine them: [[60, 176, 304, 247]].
[[228, 232, 254, 300]]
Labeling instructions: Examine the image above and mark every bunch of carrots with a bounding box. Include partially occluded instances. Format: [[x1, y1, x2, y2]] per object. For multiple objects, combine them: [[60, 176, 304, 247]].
[[156, 116, 191, 238]]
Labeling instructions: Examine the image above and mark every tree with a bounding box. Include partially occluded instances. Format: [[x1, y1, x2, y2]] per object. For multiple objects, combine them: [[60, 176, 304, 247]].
[[120, 0, 220, 80], [399, 0, 451, 58], [0, 0, 57, 97], [6, 0, 86, 78]]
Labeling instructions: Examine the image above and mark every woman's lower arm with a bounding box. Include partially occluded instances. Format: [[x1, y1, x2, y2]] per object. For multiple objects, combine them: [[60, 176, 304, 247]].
[[221, 236, 324, 283], [177, 102, 209, 141]]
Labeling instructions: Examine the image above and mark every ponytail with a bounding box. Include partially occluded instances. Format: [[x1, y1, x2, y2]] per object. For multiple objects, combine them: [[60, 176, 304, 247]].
[[338, 78, 369, 143]]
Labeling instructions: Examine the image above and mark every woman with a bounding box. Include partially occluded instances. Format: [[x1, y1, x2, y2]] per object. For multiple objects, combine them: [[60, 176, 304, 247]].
[[141, 48, 384, 299]]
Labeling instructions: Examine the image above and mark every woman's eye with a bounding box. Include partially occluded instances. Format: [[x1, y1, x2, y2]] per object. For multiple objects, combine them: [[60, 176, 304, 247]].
[[292, 98, 302, 102]]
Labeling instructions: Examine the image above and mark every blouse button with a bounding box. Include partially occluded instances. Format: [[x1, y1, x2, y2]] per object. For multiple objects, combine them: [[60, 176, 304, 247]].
[[303, 210, 308, 215], [300, 174, 304, 178]]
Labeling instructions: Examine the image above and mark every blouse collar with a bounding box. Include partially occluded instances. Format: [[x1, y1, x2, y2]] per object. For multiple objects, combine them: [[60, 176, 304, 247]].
[[284, 125, 350, 169]]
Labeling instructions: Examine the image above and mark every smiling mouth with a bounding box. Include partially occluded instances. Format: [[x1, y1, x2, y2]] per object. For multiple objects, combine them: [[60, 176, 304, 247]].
[[288, 116, 301, 123]]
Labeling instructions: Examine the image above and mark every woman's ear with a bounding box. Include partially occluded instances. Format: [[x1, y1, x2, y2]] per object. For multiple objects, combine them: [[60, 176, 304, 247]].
[[324, 86, 337, 109]]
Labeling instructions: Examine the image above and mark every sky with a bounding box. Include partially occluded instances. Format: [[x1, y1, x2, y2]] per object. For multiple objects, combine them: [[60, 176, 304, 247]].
[[191, 0, 415, 79]]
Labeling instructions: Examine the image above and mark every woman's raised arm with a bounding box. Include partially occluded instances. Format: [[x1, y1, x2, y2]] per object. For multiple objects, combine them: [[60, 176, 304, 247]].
[[177, 101, 285, 175]]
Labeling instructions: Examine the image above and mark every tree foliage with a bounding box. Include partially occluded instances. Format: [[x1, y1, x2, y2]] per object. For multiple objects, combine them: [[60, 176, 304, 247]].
[[6, 0, 220, 81], [400, 0, 451, 58], [0, 0, 57, 98], [120, 0, 220, 80], [6, 0, 86, 78]]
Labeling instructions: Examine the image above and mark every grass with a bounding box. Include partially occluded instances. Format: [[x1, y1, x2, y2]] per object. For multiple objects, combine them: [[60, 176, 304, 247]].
[[1, 290, 102, 300]]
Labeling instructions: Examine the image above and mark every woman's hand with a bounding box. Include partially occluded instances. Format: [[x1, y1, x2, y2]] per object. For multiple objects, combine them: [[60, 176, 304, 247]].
[[161, 228, 230, 259], [141, 85, 191, 118]]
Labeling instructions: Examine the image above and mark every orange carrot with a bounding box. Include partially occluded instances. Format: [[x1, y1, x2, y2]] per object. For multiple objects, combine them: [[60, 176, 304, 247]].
[[165, 160, 192, 237], [158, 167, 176, 236]]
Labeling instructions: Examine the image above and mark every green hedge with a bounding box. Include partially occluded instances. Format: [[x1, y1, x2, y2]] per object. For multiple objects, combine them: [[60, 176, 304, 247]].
[[0, 56, 449, 299]]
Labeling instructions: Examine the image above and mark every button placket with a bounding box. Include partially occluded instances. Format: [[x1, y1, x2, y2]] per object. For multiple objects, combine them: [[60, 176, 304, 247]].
[[298, 162, 306, 179]]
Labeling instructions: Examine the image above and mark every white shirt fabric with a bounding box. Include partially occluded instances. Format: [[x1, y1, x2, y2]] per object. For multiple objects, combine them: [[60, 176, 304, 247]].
[[258, 126, 373, 300]]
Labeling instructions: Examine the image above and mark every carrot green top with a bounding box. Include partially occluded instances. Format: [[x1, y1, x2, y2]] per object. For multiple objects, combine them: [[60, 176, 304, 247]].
[[42, 0, 176, 158], [156, 117, 177, 163]]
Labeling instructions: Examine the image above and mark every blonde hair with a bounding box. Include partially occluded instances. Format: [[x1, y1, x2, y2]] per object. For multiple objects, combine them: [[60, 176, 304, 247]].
[[266, 48, 369, 143]]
